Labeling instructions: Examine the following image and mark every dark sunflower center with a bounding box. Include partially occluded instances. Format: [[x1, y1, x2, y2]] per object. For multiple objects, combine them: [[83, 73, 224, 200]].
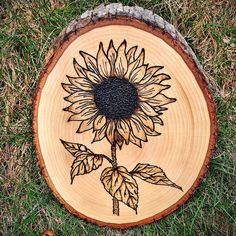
[[94, 77, 138, 119]]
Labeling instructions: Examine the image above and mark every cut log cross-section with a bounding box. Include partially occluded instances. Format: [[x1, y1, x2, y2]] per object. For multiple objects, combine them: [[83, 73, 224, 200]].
[[32, 4, 216, 228]]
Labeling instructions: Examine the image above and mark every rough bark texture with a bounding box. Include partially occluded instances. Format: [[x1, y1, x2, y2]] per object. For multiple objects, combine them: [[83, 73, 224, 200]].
[[33, 3, 216, 229]]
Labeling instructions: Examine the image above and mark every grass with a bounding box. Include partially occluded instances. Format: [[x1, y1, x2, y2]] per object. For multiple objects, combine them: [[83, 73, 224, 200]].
[[0, 0, 235, 235]]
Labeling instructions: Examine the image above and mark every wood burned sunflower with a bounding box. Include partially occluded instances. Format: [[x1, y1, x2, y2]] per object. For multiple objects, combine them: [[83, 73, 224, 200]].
[[62, 40, 176, 148], [61, 39, 181, 215]]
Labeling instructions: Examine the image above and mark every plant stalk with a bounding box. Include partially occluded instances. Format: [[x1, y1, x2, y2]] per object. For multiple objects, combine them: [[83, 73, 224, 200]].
[[111, 142, 119, 215]]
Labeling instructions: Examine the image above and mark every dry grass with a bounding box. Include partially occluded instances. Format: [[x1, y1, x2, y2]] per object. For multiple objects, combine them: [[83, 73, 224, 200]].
[[0, 0, 235, 235]]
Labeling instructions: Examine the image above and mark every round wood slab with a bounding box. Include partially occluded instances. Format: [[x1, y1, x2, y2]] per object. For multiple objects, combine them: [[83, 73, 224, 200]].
[[33, 4, 216, 228]]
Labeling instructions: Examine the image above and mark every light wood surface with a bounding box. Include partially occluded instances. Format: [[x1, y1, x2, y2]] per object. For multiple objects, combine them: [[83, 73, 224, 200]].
[[33, 4, 216, 228]]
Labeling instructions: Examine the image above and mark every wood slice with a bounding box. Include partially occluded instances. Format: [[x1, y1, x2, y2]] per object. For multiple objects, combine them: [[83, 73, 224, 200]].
[[32, 4, 216, 228]]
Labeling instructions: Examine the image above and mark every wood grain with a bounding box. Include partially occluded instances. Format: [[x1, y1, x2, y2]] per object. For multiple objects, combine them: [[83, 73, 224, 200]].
[[32, 4, 216, 228]]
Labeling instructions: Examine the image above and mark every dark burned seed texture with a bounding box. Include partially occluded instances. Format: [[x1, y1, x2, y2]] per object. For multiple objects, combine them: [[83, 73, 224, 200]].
[[94, 77, 138, 119]]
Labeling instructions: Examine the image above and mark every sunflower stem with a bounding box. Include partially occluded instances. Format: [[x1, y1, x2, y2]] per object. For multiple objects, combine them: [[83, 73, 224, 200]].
[[111, 142, 119, 215], [111, 143, 118, 168]]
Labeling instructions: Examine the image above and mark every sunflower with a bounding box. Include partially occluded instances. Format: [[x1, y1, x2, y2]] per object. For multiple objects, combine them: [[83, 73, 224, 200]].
[[62, 40, 176, 148]]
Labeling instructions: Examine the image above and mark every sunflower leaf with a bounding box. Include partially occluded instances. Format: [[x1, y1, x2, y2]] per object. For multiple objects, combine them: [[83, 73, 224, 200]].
[[101, 166, 138, 213], [70, 154, 103, 184], [131, 163, 182, 191], [60, 140, 104, 184]]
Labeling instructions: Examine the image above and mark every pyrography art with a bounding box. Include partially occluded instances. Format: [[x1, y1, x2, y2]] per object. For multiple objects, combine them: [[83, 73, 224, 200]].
[[60, 40, 182, 215]]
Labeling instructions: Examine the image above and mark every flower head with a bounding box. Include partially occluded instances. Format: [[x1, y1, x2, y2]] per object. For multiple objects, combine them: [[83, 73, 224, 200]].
[[62, 40, 176, 148]]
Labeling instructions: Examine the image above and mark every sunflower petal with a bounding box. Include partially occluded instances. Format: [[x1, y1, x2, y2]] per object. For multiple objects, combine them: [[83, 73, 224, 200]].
[[135, 48, 145, 66], [152, 116, 164, 125], [64, 103, 91, 114], [78, 107, 98, 120], [64, 91, 93, 103], [68, 107, 97, 121], [117, 120, 130, 144], [106, 120, 116, 144], [125, 61, 137, 80], [107, 40, 117, 75], [64, 94, 92, 104], [142, 125, 161, 136], [62, 83, 78, 94], [115, 132, 124, 149], [140, 66, 164, 84], [130, 118, 147, 141], [68, 115, 82, 121], [138, 84, 170, 98], [64, 97, 94, 111], [93, 114, 106, 130], [93, 125, 107, 142], [65, 102, 97, 117], [146, 73, 171, 85], [97, 42, 111, 78], [73, 58, 86, 77], [129, 65, 147, 83], [76, 116, 95, 133], [79, 51, 98, 73], [139, 102, 158, 116], [115, 40, 128, 77], [130, 132, 142, 148], [125, 49, 145, 80], [126, 46, 137, 64], [148, 94, 176, 106], [66, 75, 93, 91], [84, 69, 103, 84], [134, 110, 154, 131], [116, 138, 124, 149]]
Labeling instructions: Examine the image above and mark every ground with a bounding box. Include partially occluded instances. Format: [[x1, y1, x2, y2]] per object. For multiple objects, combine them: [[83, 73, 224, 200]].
[[0, 0, 235, 235]]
